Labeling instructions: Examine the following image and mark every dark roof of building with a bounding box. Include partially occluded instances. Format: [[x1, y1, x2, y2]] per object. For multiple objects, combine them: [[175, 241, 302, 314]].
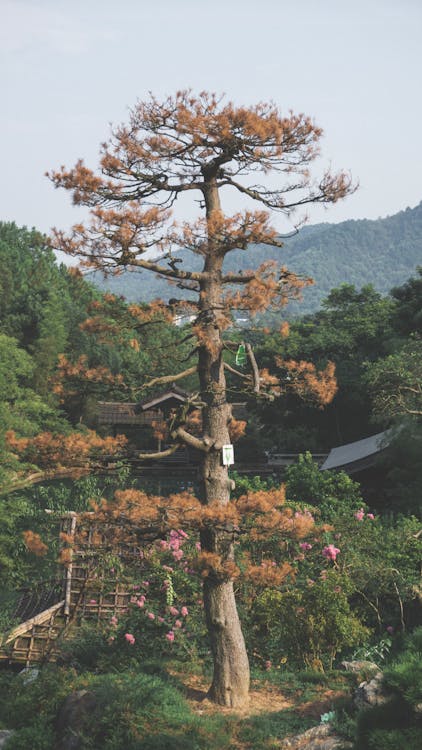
[[98, 386, 191, 425], [137, 385, 190, 412], [320, 431, 390, 473], [98, 402, 145, 425]]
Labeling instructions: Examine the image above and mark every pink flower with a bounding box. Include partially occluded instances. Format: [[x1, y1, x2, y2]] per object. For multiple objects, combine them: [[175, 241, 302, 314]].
[[172, 549, 184, 561], [110, 615, 118, 627], [159, 539, 169, 549], [147, 612, 155, 620], [124, 633, 135, 645], [166, 631, 175, 642], [180, 606, 188, 617], [142, 580, 150, 587], [299, 542, 312, 551], [137, 595, 146, 607], [264, 660, 272, 671], [169, 606, 179, 616], [162, 565, 174, 573], [174, 619, 182, 628], [89, 599, 97, 604], [322, 544, 340, 561], [177, 529, 189, 539], [158, 616, 165, 623], [354, 508, 365, 521], [367, 513, 375, 520], [195, 542, 201, 551]]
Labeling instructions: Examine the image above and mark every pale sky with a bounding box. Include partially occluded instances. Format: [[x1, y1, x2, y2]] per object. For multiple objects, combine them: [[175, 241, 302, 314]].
[[2, 0, 422, 239]]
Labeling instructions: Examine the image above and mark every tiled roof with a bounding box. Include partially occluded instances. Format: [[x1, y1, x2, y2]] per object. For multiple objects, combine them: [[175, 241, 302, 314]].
[[97, 402, 149, 425], [320, 431, 389, 472]]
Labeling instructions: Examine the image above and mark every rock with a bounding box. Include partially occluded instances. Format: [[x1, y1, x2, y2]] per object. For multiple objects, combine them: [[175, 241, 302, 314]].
[[280, 723, 353, 749], [54, 690, 97, 750], [340, 660, 379, 675], [354, 672, 389, 708], [19, 666, 40, 685], [0, 730, 14, 749]]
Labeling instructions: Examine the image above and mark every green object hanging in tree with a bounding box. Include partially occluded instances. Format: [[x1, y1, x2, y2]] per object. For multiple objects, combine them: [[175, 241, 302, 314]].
[[235, 344, 247, 367]]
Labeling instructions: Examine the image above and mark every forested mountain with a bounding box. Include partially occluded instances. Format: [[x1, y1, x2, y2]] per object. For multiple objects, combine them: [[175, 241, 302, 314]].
[[88, 201, 422, 315]]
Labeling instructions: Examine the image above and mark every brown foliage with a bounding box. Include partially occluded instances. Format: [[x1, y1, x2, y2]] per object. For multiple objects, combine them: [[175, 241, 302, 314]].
[[279, 321, 290, 338], [275, 358, 338, 407], [22, 530, 48, 556], [247, 560, 294, 587], [49, 91, 354, 307], [151, 418, 168, 442], [51, 354, 124, 400], [224, 263, 313, 317], [195, 552, 240, 581], [6, 430, 127, 469], [228, 418, 247, 442]]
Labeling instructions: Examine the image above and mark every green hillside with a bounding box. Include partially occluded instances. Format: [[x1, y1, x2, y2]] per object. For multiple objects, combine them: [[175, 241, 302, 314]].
[[88, 201, 422, 315]]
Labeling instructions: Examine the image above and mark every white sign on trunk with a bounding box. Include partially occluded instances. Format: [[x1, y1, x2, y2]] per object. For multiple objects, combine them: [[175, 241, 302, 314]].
[[222, 444, 234, 466]]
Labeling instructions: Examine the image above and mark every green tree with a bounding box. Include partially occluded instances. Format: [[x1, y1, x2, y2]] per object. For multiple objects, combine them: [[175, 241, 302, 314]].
[[255, 284, 393, 449], [0, 223, 71, 393]]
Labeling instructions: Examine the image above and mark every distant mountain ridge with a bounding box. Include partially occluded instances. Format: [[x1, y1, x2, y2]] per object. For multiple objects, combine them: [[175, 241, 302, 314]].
[[88, 201, 422, 315]]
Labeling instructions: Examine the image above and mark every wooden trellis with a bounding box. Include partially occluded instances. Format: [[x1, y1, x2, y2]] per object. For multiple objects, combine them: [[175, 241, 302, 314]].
[[0, 511, 144, 665]]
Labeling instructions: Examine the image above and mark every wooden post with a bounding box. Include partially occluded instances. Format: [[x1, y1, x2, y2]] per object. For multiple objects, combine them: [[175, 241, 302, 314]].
[[64, 513, 77, 617]]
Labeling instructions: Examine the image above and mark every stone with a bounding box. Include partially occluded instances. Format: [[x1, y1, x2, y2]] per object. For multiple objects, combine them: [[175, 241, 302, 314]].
[[354, 672, 389, 708], [280, 723, 353, 749], [340, 660, 379, 675], [0, 730, 14, 749], [54, 690, 97, 750]]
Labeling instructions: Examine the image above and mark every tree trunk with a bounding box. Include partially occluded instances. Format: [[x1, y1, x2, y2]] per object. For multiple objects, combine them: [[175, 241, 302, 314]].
[[203, 575, 250, 707], [197, 171, 250, 707]]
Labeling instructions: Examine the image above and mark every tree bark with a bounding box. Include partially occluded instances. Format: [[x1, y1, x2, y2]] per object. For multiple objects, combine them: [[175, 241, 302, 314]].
[[197, 171, 250, 707]]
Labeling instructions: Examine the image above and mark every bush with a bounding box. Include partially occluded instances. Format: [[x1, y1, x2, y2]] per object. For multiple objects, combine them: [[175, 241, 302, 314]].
[[354, 627, 422, 750], [248, 570, 369, 670], [0, 667, 230, 750]]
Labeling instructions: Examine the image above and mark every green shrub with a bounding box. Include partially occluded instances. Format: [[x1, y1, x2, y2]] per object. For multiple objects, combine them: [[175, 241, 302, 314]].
[[249, 570, 369, 670], [354, 628, 422, 750], [0, 667, 230, 750]]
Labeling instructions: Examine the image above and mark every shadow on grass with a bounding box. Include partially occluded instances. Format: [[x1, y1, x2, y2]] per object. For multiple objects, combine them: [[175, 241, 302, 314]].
[[235, 708, 315, 747]]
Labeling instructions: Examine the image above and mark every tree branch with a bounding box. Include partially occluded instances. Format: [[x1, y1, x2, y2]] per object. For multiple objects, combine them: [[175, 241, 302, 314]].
[[171, 426, 212, 452], [128, 256, 204, 282], [137, 443, 182, 460], [222, 272, 255, 285], [245, 343, 260, 394], [224, 362, 250, 381], [138, 366, 197, 391]]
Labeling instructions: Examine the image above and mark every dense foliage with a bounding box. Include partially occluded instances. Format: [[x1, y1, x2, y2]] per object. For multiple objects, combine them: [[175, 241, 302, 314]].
[[0, 213, 420, 743]]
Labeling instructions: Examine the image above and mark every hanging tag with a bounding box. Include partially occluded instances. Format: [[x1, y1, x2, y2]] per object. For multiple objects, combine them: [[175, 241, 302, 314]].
[[235, 344, 247, 368], [222, 444, 234, 466]]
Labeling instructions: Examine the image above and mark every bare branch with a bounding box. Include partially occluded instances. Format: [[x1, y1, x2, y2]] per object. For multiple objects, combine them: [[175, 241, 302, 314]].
[[222, 272, 255, 285], [224, 362, 250, 381], [139, 366, 197, 390], [171, 426, 212, 452], [137, 443, 182, 460], [245, 343, 260, 394], [129, 256, 204, 282]]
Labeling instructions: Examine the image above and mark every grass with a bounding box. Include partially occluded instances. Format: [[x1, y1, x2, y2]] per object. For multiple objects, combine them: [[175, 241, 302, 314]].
[[0, 659, 354, 749]]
